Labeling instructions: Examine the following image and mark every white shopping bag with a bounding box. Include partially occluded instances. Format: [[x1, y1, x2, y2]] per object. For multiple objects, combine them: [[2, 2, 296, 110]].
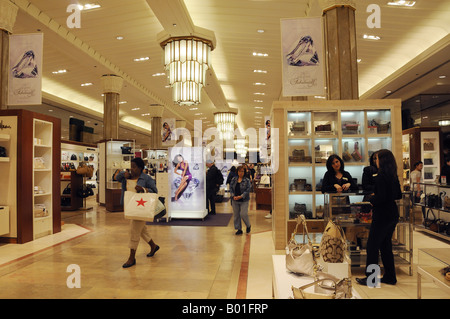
[[124, 191, 165, 222]]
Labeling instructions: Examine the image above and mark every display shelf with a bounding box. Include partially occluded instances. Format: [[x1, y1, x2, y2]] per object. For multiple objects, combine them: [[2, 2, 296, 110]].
[[98, 139, 135, 212], [0, 110, 61, 244], [417, 248, 450, 299], [412, 182, 450, 241], [270, 99, 403, 250]]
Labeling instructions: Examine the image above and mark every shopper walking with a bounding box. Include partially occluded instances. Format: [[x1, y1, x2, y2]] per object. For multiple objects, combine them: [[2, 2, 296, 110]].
[[321, 154, 358, 193], [226, 166, 237, 185], [356, 149, 402, 286], [230, 165, 252, 235], [410, 161, 423, 202], [115, 158, 160, 268], [206, 159, 223, 215]]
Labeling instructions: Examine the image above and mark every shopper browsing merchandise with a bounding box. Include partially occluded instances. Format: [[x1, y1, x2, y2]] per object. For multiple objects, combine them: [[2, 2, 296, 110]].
[[230, 165, 252, 235], [205, 159, 223, 215], [114, 158, 160, 268], [410, 161, 423, 202], [362, 151, 379, 201], [440, 156, 450, 184], [321, 154, 358, 193], [356, 149, 402, 287]]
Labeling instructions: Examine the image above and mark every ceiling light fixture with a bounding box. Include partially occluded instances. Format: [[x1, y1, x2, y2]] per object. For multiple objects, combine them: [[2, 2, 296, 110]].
[[134, 57, 150, 62], [52, 69, 67, 74], [116, 36, 124, 40], [160, 36, 213, 106], [257, 29, 265, 33], [78, 3, 101, 11], [131, 108, 141, 111], [387, 1, 416, 7], [253, 82, 266, 86], [253, 92, 265, 95], [81, 83, 93, 86], [253, 69, 267, 73], [438, 75, 447, 79], [253, 52, 269, 57], [363, 34, 381, 40], [254, 100, 264, 103], [214, 111, 237, 140], [152, 72, 166, 77]]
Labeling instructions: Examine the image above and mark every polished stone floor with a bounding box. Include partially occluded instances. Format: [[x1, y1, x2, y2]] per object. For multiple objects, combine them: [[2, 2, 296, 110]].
[[0, 195, 449, 299]]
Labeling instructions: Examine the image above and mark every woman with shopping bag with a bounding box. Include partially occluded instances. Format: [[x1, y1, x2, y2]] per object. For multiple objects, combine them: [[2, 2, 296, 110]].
[[115, 158, 160, 268]]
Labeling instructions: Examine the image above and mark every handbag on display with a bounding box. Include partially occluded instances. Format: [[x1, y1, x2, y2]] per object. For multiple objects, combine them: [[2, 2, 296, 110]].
[[424, 158, 433, 165], [121, 146, 132, 154], [342, 142, 352, 162], [319, 219, 347, 263], [424, 208, 438, 232], [0, 146, 7, 157], [291, 274, 353, 299], [423, 141, 434, 151], [62, 183, 71, 195], [76, 164, 94, 177], [285, 215, 318, 276], [351, 142, 362, 161], [123, 191, 165, 222]]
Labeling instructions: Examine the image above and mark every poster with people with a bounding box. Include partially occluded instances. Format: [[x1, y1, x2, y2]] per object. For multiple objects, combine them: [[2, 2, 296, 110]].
[[168, 147, 207, 219], [161, 118, 175, 145]]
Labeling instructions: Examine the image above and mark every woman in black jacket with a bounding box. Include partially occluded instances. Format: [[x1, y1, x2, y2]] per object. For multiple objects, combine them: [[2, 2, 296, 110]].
[[321, 154, 358, 193], [362, 151, 378, 201], [356, 149, 402, 287]]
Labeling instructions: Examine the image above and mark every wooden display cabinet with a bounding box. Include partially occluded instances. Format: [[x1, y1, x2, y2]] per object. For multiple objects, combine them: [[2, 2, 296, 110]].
[[0, 109, 61, 244], [270, 99, 403, 250]]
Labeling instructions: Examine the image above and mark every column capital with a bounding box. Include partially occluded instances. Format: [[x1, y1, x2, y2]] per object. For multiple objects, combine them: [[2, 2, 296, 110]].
[[0, 0, 18, 33], [150, 105, 164, 118], [101, 74, 123, 94], [319, 0, 356, 13]]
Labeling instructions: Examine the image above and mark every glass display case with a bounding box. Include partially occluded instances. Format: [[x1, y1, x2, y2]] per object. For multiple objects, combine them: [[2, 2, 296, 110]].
[[323, 191, 413, 274], [417, 248, 450, 299]]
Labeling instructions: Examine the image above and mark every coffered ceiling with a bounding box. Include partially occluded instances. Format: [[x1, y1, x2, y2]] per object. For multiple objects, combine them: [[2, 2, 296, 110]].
[[6, 0, 450, 146]]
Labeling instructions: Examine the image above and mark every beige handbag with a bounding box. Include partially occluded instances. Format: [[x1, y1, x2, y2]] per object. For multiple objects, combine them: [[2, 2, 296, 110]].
[[320, 220, 347, 263], [292, 273, 353, 299], [285, 215, 318, 276]]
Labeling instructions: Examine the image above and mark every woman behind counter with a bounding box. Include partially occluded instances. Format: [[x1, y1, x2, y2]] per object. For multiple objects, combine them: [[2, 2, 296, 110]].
[[321, 154, 358, 193]]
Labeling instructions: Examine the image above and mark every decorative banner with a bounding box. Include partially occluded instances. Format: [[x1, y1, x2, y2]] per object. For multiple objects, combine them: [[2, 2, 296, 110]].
[[161, 118, 176, 145], [280, 17, 325, 97], [8, 33, 43, 105]]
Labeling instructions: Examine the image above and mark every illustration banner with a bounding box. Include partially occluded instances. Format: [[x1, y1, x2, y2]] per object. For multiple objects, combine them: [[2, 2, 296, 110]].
[[8, 33, 43, 105], [280, 17, 324, 97]]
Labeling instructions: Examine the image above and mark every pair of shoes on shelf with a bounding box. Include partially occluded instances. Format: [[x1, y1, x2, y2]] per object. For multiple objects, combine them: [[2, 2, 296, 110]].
[[147, 245, 160, 257]]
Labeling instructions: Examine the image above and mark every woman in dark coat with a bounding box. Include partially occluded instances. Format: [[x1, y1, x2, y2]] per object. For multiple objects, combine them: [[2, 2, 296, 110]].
[[356, 149, 402, 286], [321, 154, 358, 193]]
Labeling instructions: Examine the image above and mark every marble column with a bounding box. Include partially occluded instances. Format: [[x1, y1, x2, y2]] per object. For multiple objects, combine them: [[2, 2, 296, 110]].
[[0, 0, 18, 110], [320, 0, 359, 100], [101, 74, 123, 139], [150, 105, 164, 149]]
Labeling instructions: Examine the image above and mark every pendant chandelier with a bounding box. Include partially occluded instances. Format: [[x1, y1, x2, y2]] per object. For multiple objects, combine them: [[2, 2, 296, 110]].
[[214, 111, 237, 140], [161, 36, 212, 106]]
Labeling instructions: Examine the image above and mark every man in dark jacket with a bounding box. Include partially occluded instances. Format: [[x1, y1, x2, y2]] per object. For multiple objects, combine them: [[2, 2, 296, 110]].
[[206, 160, 223, 215]]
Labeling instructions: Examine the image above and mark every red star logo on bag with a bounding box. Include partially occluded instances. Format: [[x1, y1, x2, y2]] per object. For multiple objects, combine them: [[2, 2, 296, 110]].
[[136, 198, 147, 207]]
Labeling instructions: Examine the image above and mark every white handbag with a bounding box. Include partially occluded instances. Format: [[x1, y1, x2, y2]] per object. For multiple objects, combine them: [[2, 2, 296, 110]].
[[124, 191, 165, 222], [285, 215, 318, 276]]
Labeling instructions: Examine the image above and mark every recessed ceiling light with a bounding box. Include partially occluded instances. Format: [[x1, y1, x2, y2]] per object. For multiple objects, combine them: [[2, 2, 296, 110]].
[[253, 82, 266, 86], [134, 57, 149, 62], [255, 111, 262, 114], [81, 83, 93, 86], [254, 106, 264, 109], [363, 34, 381, 40], [48, 109, 53, 112], [254, 100, 264, 103], [253, 52, 269, 57], [189, 107, 198, 111], [116, 36, 124, 40], [253, 69, 267, 73], [257, 29, 265, 33], [119, 101, 127, 104], [52, 69, 67, 74], [387, 1, 415, 7], [78, 3, 101, 11], [132, 107, 140, 111], [357, 59, 362, 63], [141, 113, 151, 116], [439, 75, 447, 79], [386, 90, 392, 94], [253, 92, 265, 95], [152, 73, 166, 77]]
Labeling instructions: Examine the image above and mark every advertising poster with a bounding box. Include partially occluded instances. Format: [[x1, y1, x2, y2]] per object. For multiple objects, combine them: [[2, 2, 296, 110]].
[[280, 17, 324, 97], [8, 33, 43, 105], [161, 118, 176, 146], [168, 147, 207, 218]]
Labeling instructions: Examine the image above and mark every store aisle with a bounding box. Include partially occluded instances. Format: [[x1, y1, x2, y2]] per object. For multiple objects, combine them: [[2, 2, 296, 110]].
[[0, 195, 449, 299]]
